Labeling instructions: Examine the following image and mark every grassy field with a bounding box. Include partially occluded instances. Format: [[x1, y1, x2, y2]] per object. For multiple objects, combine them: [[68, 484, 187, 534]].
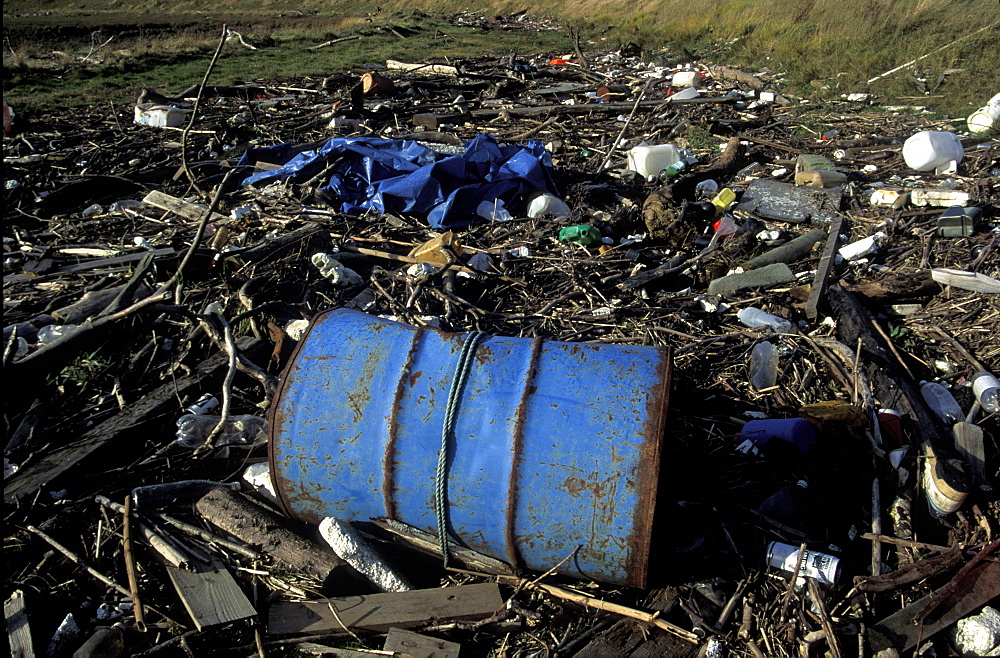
[[4, 0, 999, 115]]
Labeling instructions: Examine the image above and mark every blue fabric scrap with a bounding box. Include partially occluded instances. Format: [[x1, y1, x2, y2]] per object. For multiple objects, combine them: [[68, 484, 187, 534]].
[[239, 134, 558, 227]]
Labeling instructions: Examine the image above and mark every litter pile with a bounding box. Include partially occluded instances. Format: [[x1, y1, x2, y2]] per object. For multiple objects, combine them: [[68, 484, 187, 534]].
[[4, 26, 999, 658]]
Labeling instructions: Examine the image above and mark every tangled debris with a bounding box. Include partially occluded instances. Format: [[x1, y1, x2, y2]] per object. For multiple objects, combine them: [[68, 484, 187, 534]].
[[4, 21, 999, 658]]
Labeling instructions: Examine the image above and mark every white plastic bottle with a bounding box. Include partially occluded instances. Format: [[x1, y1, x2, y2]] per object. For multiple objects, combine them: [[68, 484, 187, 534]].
[[737, 307, 794, 334], [971, 372, 999, 413], [919, 381, 964, 424], [902, 131, 964, 172]]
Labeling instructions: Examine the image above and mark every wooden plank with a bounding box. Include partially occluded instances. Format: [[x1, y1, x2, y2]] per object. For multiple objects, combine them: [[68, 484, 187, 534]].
[[383, 628, 460, 658], [5, 590, 35, 658], [4, 338, 265, 504], [370, 517, 516, 576], [386, 60, 460, 75], [868, 557, 1000, 653], [2, 248, 174, 283], [142, 190, 230, 224], [165, 558, 257, 631], [52, 248, 175, 274], [267, 583, 503, 636], [468, 96, 737, 121], [805, 212, 844, 321]]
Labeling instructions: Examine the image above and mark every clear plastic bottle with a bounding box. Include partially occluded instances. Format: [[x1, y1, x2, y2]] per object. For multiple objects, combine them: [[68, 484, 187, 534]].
[[175, 414, 267, 449], [750, 341, 779, 390], [970, 372, 999, 413], [737, 307, 794, 334], [919, 381, 964, 424]]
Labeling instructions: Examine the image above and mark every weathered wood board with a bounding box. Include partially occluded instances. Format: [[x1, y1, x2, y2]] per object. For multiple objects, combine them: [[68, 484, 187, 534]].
[[268, 583, 502, 636]]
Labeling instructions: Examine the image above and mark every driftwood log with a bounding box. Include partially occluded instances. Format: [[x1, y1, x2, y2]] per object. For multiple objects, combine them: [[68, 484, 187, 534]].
[[194, 488, 367, 591]]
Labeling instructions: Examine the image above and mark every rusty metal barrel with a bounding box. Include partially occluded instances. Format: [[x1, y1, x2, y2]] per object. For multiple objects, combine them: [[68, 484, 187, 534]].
[[268, 308, 671, 586]]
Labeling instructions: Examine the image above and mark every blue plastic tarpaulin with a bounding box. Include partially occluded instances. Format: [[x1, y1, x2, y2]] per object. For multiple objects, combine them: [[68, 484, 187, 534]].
[[239, 134, 559, 227]]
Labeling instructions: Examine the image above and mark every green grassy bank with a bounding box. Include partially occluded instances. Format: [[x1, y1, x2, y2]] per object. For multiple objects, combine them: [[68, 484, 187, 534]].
[[3, 0, 999, 115]]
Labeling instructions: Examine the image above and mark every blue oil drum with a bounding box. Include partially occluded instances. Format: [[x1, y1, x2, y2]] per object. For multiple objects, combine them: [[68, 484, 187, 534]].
[[268, 309, 671, 586]]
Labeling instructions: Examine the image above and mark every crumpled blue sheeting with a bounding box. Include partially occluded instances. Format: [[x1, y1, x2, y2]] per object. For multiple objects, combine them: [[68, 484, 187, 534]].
[[239, 134, 559, 227]]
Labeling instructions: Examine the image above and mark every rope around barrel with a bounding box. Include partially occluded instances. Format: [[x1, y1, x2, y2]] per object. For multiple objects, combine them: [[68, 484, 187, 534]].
[[435, 330, 486, 568]]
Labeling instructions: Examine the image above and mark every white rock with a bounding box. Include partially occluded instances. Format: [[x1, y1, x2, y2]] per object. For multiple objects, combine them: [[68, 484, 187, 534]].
[[953, 606, 1000, 656]]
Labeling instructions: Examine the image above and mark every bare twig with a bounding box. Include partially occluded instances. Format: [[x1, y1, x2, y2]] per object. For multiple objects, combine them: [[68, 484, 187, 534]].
[[181, 25, 229, 195], [123, 495, 148, 632], [27, 525, 132, 598], [196, 319, 238, 455], [596, 77, 658, 173]]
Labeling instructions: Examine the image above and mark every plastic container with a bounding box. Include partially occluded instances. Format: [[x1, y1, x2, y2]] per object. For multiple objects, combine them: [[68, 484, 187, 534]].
[[134, 103, 190, 128], [738, 418, 817, 454], [559, 224, 601, 246], [749, 341, 779, 390], [176, 414, 267, 449], [269, 308, 672, 586], [902, 131, 964, 173], [967, 92, 1000, 134], [910, 189, 970, 207], [737, 307, 794, 334], [919, 380, 964, 425], [971, 372, 1000, 413], [877, 409, 906, 448], [713, 216, 738, 238], [626, 144, 682, 178], [671, 71, 701, 88], [710, 188, 736, 216], [695, 179, 719, 197], [838, 232, 885, 261], [937, 206, 981, 237], [36, 324, 80, 345], [527, 193, 571, 218], [766, 541, 841, 585]]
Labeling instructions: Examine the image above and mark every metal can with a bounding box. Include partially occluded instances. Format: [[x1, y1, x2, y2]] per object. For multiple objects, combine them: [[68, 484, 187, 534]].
[[766, 542, 841, 585]]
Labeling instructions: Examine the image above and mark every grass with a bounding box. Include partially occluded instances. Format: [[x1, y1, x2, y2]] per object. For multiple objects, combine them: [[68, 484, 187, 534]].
[[3, 11, 572, 111], [4, 1, 999, 115]]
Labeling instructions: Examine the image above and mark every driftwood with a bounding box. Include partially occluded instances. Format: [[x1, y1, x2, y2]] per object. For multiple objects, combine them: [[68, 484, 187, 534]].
[[854, 547, 964, 593], [868, 551, 1000, 653], [844, 271, 942, 304], [194, 488, 366, 590], [4, 338, 266, 504], [643, 137, 746, 240]]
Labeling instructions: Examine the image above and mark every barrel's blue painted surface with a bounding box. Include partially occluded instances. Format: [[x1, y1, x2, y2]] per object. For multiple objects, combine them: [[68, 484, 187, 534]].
[[268, 308, 670, 586]]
